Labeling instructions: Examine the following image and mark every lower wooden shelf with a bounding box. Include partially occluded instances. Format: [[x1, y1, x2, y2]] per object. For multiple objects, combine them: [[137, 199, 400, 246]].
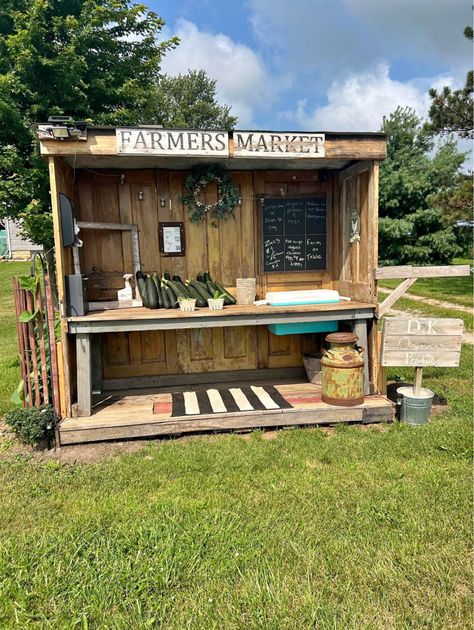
[[59, 382, 394, 445]]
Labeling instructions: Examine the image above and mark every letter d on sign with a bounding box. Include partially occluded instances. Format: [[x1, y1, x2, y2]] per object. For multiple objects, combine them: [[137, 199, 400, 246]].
[[407, 319, 421, 334]]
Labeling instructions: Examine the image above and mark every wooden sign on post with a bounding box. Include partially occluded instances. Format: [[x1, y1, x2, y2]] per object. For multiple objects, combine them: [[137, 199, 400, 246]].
[[381, 317, 464, 394]]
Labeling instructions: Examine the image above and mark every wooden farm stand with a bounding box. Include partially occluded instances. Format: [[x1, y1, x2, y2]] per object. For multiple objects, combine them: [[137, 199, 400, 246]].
[[38, 127, 395, 444]]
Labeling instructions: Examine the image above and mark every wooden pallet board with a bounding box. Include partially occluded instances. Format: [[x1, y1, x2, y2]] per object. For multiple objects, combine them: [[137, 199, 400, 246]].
[[59, 382, 393, 445]]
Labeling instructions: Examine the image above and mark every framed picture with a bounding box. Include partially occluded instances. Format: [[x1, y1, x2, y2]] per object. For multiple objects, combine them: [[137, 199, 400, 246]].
[[159, 222, 186, 256]]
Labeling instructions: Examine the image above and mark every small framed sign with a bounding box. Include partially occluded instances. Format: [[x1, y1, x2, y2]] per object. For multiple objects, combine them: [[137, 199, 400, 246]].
[[159, 222, 185, 256]]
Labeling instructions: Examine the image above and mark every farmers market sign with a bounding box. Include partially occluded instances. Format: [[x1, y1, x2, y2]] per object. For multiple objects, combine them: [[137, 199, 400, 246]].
[[233, 132, 325, 158], [116, 128, 229, 156], [116, 129, 326, 158]]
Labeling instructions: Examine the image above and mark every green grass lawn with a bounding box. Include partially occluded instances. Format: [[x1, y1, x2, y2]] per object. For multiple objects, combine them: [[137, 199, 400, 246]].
[[0, 349, 472, 628], [0, 261, 472, 628], [378, 258, 473, 308]]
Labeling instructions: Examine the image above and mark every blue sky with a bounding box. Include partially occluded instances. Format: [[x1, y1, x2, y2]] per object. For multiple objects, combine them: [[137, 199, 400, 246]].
[[148, 0, 472, 132]]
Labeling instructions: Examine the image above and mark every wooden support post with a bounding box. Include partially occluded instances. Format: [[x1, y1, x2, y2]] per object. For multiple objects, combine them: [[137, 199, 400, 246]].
[[377, 277, 417, 317], [76, 332, 92, 417], [352, 319, 370, 395], [376, 330, 387, 395], [413, 367, 423, 396], [91, 335, 102, 393]]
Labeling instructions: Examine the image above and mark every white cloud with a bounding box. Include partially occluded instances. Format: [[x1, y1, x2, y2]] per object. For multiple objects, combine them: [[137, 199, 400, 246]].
[[161, 20, 282, 127], [248, 0, 471, 84], [346, 0, 472, 71], [283, 63, 458, 131]]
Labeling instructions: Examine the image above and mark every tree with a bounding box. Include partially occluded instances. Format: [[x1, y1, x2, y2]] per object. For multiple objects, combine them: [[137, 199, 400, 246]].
[[150, 70, 237, 130], [427, 174, 473, 257], [379, 107, 466, 266], [426, 27, 473, 139], [0, 0, 179, 248]]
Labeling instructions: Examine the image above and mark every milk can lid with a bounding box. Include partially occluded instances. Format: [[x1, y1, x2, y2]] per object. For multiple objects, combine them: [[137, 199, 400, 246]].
[[325, 332, 359, 343]]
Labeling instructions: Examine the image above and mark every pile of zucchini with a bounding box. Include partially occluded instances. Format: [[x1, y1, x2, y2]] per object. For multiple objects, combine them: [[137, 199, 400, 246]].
[[135, 271, 236, 309]]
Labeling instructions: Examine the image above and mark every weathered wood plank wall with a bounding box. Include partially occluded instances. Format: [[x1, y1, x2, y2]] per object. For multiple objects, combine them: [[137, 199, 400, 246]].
[[73, 167, 376, 384]]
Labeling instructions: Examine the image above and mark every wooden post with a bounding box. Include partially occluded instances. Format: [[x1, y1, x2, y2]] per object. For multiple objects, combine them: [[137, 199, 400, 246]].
[[44, 274, 61, 416], [413, 367, 423, 396], [13, 278, 29, 407], [352, 319, 370, 395], [76, 332, 92, 417]]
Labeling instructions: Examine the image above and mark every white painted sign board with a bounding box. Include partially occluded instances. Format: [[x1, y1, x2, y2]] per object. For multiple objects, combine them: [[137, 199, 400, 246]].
[[381, 317, 463, 367], [234, 131, 325, 158], [116, 128, 229, 156]]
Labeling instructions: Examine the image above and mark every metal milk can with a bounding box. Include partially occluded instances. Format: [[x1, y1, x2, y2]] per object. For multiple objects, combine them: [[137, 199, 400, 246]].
[[321, 332, 364, 406]]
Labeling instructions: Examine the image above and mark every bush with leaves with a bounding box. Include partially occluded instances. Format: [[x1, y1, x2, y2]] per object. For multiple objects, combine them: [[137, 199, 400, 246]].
[[4, 405, 54, 446]]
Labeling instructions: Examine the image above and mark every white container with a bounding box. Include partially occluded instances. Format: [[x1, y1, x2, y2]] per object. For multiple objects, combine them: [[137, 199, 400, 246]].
[[208, 298, 224, 310], [266, 289, 341, 306], [179, 298, 196, 312], [117, 273, 134, 306]]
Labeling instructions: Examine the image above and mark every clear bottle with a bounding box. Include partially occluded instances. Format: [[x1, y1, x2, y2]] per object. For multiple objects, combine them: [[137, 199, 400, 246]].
[[117, 273, 133, 306]]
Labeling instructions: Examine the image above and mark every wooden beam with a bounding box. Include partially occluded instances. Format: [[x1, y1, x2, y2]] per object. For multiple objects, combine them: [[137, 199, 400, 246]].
[[413, 368, 423, 396], [375, 264, 470, 280], [377, 277, 417, 317], [69, 308, 376, 334], [39, 131, 387, 161], [76, 221, 135, 231], [59, 403, 394, 445], [76, 221, 141, 276], [48, 157, 74, 416], [338, 160, 371, 179]]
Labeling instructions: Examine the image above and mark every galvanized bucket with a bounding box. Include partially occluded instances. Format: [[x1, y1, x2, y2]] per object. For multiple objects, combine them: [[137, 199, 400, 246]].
[[303, 352, 322, 384], [397, 386, 434, 425]]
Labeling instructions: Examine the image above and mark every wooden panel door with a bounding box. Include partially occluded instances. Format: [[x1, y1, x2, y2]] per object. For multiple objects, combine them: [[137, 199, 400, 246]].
[[255, 170, 335, 369], [177, 171, 258, 374], [338, 161, 377, 302]]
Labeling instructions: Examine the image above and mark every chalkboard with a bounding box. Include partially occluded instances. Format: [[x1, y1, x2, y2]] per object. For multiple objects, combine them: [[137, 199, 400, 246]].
[[262, 197, 327, 272], [263, 236, 285, 272], [262, 199, 284, 235], [285, 199, 305, 234]]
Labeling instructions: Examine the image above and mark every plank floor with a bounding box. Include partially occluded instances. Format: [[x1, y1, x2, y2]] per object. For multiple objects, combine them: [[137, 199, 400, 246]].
[[59, 381, 394, 445]]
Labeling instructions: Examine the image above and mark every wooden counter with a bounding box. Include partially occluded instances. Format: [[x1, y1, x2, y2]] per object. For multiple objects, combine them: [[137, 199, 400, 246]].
[[69, 301, 376, 417], [68, 301, 376, 333]]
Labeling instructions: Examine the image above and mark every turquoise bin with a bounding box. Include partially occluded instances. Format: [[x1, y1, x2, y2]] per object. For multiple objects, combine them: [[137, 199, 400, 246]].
[[268, 321, 338, 336]]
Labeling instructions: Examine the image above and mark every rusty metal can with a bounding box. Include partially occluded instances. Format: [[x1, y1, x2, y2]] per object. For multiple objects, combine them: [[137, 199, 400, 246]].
[[321, 332, 364, 406]]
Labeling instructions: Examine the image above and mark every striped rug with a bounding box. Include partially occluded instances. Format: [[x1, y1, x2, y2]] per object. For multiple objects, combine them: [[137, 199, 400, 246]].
[[169, 385, 293, 417]]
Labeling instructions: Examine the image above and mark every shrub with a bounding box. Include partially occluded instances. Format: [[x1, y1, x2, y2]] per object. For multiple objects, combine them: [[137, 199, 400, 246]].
[[4, 405, 54, 446]]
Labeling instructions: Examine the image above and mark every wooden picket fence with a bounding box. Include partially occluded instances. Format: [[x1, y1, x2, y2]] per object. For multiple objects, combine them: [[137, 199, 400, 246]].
[[12, 275, 60, 415]]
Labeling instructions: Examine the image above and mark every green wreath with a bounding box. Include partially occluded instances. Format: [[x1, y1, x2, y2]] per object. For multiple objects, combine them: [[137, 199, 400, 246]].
[[181, 163, 239, 225]]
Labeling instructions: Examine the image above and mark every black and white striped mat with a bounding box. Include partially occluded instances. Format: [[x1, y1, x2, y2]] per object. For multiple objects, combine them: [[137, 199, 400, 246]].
[[171, 385, 293, 417]]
